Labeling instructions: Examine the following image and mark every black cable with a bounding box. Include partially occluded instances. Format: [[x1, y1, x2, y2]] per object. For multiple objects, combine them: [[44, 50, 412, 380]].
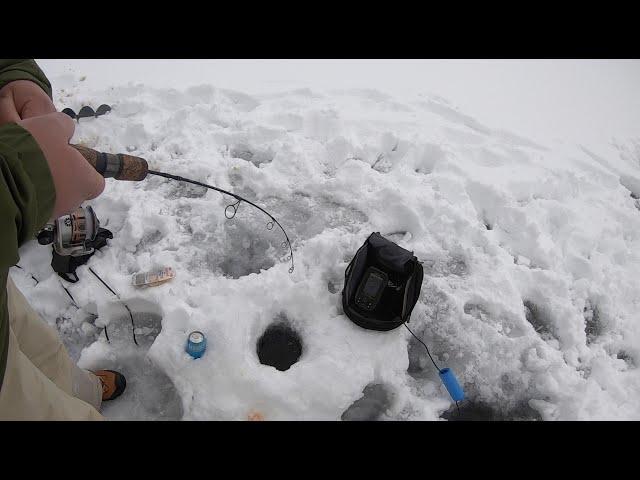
[[58, 272, 112, 341], [404, 323, 441, 372], [14, 264, 39, 285], [88, 267, 117, 295], [404, 323, 464, 418], [88, 267, 138, 346], [60, 281, 111, 341], [147, 169, 295, 274], [122, 303, 138, 346], [16, 264, 110, 342], [61, 283, 79, 309]]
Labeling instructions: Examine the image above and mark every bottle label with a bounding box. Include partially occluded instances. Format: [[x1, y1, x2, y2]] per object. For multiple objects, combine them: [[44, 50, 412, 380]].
[[132, 267, 176, 287]]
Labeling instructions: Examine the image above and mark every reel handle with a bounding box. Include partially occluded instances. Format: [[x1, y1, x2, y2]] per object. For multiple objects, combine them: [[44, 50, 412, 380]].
[[71, 144, 149, 181]]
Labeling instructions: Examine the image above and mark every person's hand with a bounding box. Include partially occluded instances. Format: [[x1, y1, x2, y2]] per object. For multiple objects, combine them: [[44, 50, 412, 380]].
[[0, 80, 56, 125], [18, 112, 105, 218]]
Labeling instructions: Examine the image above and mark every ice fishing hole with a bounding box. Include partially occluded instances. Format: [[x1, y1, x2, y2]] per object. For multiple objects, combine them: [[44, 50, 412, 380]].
[[441, 401, 499, 421], [341, 383, 392, 421], [257, 322, 303, 371], [103, 298, 164, 348], [196, 222, 277, 279], [441, 400, 541, 421], [99, 353, 184, 421]]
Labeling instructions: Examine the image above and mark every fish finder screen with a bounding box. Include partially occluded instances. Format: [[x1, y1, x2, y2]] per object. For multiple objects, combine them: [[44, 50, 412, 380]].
[[363, 274, 384, 296]]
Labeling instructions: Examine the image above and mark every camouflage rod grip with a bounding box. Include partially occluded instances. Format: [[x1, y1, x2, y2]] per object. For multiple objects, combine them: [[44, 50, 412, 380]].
[[71, 144, 149, 181]]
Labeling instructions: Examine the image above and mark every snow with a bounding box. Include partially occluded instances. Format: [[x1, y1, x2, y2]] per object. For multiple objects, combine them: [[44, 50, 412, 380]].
[[9, 60, 640, 420], [36, 59, 640, 149]]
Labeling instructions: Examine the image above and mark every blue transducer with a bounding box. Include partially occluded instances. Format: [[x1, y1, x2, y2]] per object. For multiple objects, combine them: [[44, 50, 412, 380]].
[[439, 368, 465, 402]]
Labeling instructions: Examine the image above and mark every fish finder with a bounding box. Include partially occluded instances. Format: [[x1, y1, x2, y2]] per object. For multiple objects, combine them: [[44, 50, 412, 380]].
[[355, 267, 389, 311]]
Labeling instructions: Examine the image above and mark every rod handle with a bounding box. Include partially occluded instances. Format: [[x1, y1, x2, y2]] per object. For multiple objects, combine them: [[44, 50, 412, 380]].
[[71, 144, 149, 181]]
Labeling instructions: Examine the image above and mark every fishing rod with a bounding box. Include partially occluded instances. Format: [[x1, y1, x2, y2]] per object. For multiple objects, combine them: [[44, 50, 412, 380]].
[[71, 145, 295, 274]]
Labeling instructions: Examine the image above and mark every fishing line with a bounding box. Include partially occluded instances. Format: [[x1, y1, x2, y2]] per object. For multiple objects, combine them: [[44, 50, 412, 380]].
[[89, 267, 138, 346]]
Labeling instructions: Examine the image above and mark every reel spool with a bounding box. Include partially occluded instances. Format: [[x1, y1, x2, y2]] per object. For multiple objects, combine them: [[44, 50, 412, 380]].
[[37, 205, 100, 257]]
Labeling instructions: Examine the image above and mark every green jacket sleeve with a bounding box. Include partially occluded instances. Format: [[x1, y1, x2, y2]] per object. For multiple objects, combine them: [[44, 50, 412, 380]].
[[0, 59, 54, 392], [0, 59, 52, 99], [0, 124, 56, 391]]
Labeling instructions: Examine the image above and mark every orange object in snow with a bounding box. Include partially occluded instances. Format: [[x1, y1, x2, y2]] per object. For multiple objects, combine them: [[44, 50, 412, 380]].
[[247, 411, 265, 421]]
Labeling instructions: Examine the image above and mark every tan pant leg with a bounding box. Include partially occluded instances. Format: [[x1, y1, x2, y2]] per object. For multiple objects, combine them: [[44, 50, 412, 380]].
[[5, 275, 103, 411], [0, 326, 104, 420]]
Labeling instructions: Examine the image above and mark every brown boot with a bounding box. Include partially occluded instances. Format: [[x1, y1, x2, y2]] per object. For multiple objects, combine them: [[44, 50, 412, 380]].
[[94, 370, 127, 401]]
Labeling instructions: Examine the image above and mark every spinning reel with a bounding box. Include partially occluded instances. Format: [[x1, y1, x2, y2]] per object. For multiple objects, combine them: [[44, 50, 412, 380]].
[[37, 206, 113, 282], [37, 205, 102, 256]]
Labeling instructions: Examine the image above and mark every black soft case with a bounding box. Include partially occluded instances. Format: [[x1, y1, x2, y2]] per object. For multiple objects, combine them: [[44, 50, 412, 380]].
[[342, 232, 423, 331]]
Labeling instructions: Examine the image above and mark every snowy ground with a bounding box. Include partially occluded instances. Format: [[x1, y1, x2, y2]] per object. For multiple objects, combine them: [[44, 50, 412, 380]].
[[10, 62, 640, 420]]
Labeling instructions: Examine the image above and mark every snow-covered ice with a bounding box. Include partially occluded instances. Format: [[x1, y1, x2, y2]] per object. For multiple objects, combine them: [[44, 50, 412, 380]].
[[9, 64, 640, 420]]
